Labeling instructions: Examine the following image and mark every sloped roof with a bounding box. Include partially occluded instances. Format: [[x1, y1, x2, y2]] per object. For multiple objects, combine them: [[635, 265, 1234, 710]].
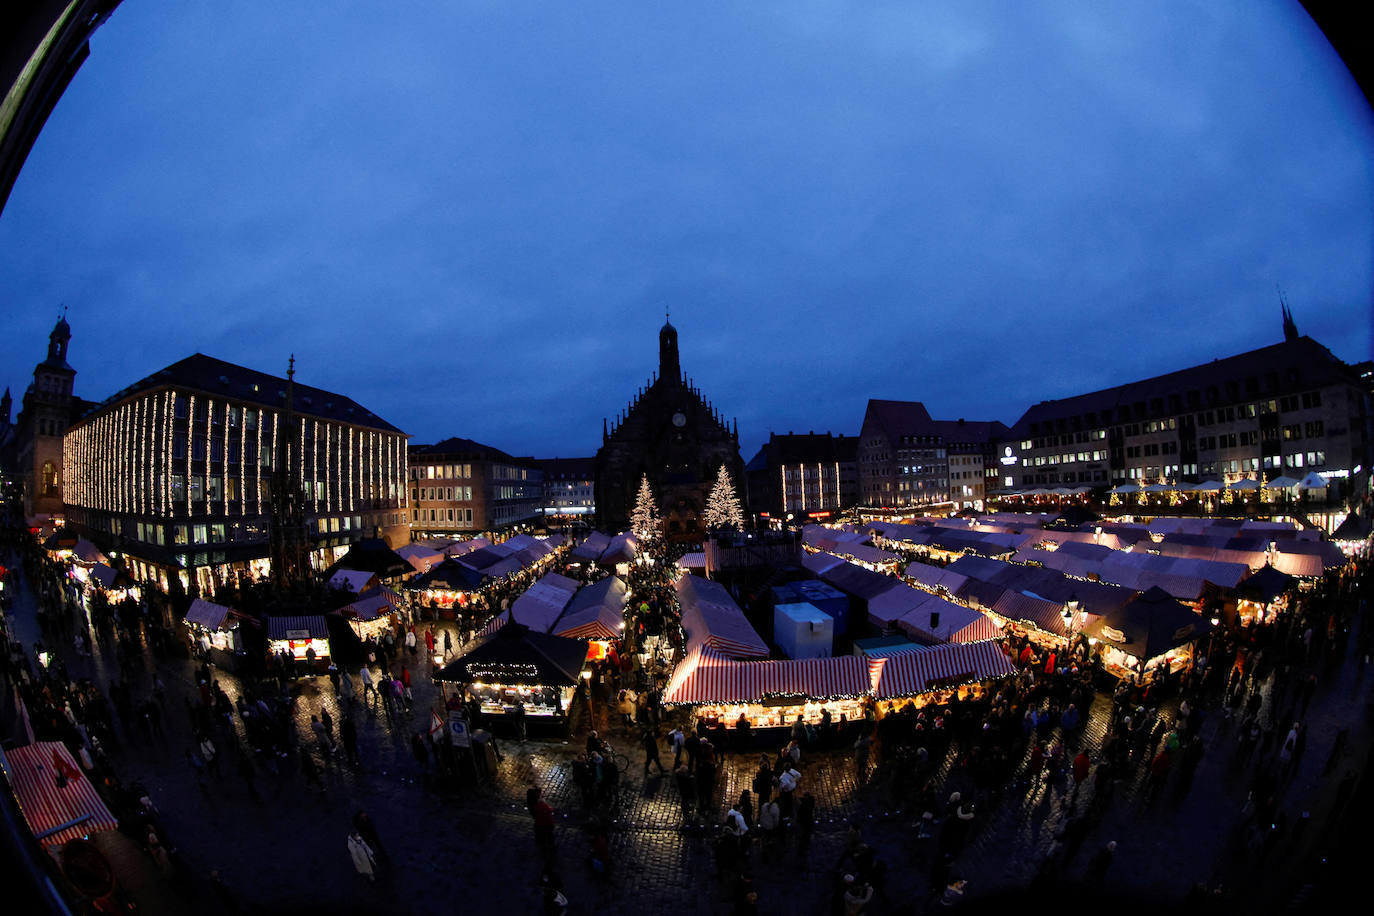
[[861, 399, 935, 440], [1006, 336, 1359, 437], [676, 575, 769, 658], [1081, 587, 1210, 661], [820, 561, 902, 602], [266, 615, 330, 640], [554, 576, 629, 640], [434, 622, 588, 687], [79, 352, 402, 433]]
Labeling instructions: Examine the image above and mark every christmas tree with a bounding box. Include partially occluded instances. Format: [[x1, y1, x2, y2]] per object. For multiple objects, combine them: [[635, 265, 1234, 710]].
[[703, 464, 745, 531], [630, 473, 662, 543]]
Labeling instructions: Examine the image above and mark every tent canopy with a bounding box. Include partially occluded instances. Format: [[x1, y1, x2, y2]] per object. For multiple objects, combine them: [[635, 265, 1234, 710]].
[[434, 622, 588, 687], [1081, 586, 1210, 661], [325, 539, 413, 580], [2, 741, 118, 848], [266, 615, 330, 641], [185, 598, 237, 631], [553, 576, 628, 640], [1234, 564, 1295, 604]]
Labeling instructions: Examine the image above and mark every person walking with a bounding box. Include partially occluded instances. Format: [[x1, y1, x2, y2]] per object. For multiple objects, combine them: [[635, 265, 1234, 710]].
[[669, 726, 685, 769], [513, 698, 528, 742], [359, 665, 377, 706], [528, 787, 556, 860], [443, 629, 454, 660], [341, 715, 359, 767], [347, 829, 378, 883], [642, 727, 668, 777]]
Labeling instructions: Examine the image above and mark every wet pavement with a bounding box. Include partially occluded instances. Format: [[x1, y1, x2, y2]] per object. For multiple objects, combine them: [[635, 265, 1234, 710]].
[[5, 554, 1373, 915]]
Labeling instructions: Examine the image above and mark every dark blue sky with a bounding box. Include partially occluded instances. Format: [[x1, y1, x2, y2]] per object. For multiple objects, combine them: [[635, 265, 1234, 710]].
[[2, 3, 1370, 460]]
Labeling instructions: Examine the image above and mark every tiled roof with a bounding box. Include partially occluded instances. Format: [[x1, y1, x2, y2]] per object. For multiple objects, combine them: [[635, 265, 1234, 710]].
[[81, 353, 402, 433]]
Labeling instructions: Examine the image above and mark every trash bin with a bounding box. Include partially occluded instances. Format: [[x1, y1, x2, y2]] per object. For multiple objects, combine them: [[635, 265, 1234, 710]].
[[471, 729, 498, 778]]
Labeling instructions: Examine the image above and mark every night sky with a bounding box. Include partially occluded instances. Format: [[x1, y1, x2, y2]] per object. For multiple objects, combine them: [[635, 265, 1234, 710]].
[[1, 3, 1370, 461]]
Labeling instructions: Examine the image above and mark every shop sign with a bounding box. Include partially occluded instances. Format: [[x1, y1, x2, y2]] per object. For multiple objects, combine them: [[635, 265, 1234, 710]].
[[999, 447, 1018, 466], [1101, 626, 1126, 644], [285, 629, 310, 639]]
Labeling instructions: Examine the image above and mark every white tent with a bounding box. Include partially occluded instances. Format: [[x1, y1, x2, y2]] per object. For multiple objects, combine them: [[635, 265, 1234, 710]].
[[1295, 472, 1328, 491]]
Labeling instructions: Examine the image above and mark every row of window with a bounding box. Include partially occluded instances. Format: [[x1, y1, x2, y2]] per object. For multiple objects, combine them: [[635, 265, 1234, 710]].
[[412, 486, 474, 502], [414, 508, 475, 525], [411, 463, 473, 480]]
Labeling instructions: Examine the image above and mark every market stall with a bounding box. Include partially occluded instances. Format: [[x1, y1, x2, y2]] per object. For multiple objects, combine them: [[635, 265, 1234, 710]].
[[869, 639, 1018, 713], [0, 741, 118, 850], [434, 622, 587, 727], [1080, 586, 1212, 680], [266, 615, 331, 674], [338, 588, 403, 641], [676, 574, 770, 658], [184, 597, 245, 663], [662, 645, 871, 731], [1231, 564, 1295, 625], [551, 575, 628, 662]]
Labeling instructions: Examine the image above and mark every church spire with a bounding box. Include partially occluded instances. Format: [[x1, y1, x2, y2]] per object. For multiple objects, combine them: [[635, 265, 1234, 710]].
[[659, 314, 680, 386], [1279, 289, 1298, 342]]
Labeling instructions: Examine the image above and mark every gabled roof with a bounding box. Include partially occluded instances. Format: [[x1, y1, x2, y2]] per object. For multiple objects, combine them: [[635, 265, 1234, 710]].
[[412, 437, 523, 463], [434, 623, 588, 687], [861, 399, 935, 441], [1081, 586, 1210, 661], [80, 353, 402, 433]]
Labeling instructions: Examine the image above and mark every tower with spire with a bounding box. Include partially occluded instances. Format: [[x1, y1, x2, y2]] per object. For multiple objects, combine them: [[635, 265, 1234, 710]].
[[12, 313, 82, 517], [268, 355, 311, 589], [595, 315, 743, 538]]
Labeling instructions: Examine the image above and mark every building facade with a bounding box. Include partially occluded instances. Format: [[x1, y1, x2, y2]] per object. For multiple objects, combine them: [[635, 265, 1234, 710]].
[[594, 320, 743, 538], [745, 432, 857, 520], [537, 457, 595, 523], [995, 330, 1373, 502], [62, 353, 409, 593], [409, 438, 543, 536], [932, 419, 1007, 510], [857, 401, 1005, 511]]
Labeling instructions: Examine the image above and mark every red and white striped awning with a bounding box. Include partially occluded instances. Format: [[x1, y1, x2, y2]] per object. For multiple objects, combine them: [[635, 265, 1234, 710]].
[[869, 640, 1016, 699], [1, 742, 118, 848], [664, 647, 871, 705], [948, 614, 1004, 643], [663, 646, 747, 705], [736, 655, 871, 700]]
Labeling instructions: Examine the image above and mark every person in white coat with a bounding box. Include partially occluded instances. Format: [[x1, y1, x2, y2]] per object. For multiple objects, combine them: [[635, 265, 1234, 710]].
[[347, 830, 377, 882]]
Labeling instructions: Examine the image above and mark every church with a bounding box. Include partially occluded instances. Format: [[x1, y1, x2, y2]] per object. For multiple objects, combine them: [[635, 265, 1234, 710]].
[[594, 319, 743, 539]]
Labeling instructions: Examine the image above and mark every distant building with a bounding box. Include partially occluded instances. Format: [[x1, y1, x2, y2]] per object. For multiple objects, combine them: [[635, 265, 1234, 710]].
[[745, 432, 857, 520], [595, 319, 743, 538], [856, 401, 1005, 511], [8, 316, 95, 519], [996, 327, 1374, 502], [409, 438, 543, 536], [62, 353, 409, 594], [931, 419, 1008, 510], [537, 457, 595, 522]]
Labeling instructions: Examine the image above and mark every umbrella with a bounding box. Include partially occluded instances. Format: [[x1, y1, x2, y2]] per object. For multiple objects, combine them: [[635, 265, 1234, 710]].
[[1193, 480, 1224, 492], [1108, 484, 1139, 494], [1266, 475, 1301, 489], [1295, 472, 1328, 491], [1227, 479, 1261, 492], [1144, 483, 1171, 493]]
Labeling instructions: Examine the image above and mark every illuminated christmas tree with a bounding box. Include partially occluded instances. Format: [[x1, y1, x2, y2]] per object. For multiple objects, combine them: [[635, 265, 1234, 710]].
[[630, 473, 662, 543], [703, 464, 745, 531]]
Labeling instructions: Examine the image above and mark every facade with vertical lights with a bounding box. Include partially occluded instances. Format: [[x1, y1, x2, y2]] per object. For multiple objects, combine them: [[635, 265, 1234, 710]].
[[62, 353, 409, 593]]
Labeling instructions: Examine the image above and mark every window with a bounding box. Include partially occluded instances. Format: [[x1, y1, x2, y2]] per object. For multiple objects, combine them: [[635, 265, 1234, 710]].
[[226, 478, 239, 501], [228, 406, 240, 427], [192, 439, 205, 461], [189, 477, 204, 501], [211, 523, 226, 543], [173, 525, 189, 545], [208, 476, 222, 500], [171, 474, 186, 501], [192, 524, 208, 544], [1305, 420, 1324, 439], [245, 408, 258, 430], [173, 439, 186, 460], [227, 441, 239, 463], [174, 398, 188, 419]]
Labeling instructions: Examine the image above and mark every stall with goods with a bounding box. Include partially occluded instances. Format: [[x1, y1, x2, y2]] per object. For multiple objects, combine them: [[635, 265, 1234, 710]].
[[434, 622, 587, 724], [266, 615, 331, 674]]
